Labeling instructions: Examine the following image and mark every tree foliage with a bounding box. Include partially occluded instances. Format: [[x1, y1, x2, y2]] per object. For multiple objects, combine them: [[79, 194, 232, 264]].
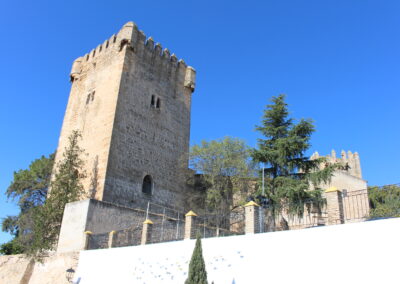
[[368, 184, 400, 218], [251, 95, 337, 218], [1, 154, 54, 255], [189, 137, 257, 211], [6, 154, 54, 210], [0, 238, 24, 255], [0, 216, 24, 255], [27, 130, 87, 257], [185, 235, 208, 284]]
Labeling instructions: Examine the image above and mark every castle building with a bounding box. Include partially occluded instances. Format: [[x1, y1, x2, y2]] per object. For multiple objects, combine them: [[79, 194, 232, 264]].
[[55, 22, 198, 252], [312, 150, 369, 223], [55, 22, 369, 253], [53, 22, 196, 209], [0, 22, 380, 284]]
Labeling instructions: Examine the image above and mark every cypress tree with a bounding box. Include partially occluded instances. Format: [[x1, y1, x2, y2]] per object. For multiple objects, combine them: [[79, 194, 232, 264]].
[[185, 235, 208, 284], [28, 130, 86, 258]]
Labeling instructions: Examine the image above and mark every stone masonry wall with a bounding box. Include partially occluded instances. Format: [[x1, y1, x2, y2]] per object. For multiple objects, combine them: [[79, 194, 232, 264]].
[[0, 252, 79, 284], [103, 22, 195, 209], [52, 28, 126, 200], [53, 22, 196, 210], [57, 199, 187, 252]]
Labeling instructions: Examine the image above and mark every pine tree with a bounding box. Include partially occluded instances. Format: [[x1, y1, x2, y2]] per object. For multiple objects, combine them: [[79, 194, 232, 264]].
[[185, 235, 208, 284], [1, 153, 54, 255], [252, 95, 337, 226], [27, 130, 86, 257]]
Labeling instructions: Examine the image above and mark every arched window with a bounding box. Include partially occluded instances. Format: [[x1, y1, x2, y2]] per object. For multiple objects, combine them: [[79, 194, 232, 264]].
[[142, 175, 152, 195]]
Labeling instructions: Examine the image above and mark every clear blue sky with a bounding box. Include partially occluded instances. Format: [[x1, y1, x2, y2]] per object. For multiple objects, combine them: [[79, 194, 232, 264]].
[[1, 0, 399, 244]]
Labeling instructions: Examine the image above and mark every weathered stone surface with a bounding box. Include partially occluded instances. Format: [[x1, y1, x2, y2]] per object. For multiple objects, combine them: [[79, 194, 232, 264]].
[[57, 198, 187, 252], [244, 201, 260, 234], [325, 187, 345, 225], [0, 254, 31, 284], [58, 199, 149, 252], [0, 252, 78, 284], [52, 22, 196, 210]]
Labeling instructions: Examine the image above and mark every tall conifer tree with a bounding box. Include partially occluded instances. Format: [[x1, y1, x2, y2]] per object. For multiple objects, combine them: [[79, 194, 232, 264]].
[[185, 235, 208, 284], [28, 130, 86, 257], [252, 95, 337, 223]]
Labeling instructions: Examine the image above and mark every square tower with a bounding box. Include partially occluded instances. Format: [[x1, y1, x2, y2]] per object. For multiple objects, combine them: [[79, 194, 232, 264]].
[[54, 22, 196, 209]]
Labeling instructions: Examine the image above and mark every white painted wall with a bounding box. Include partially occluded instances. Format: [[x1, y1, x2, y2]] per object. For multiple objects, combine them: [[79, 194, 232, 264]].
[[74, 218, 399, 284]]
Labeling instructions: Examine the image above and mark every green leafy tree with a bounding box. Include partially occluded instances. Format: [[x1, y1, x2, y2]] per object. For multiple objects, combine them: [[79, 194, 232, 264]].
[[185, 235, 208, 284], [252, 95, 337, 228], [27, 130, 86, 257], [6, 154, 54, 210], [189, 137, 257, 212], [0, 239, 24, 255], [0, 216, 24, 255], [368, 184, 400, 218], [1, 154, 54, 255]]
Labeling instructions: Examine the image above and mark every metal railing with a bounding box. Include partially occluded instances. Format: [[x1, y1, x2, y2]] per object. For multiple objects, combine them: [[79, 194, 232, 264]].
[[86, 201, 245, 250], [86, 184, 400, 249]]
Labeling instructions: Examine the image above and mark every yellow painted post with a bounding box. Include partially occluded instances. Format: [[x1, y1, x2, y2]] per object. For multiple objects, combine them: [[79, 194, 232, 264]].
[[325, 187, 345, 225], [83, 231, 93, 250], [108, 231, 116, 248], [244, 201, 260, 234], [141, 219, 154, 245], [184, 210, 198, 240]]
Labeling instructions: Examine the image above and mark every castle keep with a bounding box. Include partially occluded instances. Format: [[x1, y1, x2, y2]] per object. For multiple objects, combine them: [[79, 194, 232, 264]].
[[54, 22, 196, 209], [0, 22, 381, 284], [54, 22, 369, 254]]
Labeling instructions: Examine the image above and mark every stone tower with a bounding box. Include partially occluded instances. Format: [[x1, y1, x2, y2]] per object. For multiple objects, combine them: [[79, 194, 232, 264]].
[[310, 150, 366, 192], [54, 22, 196, 209]]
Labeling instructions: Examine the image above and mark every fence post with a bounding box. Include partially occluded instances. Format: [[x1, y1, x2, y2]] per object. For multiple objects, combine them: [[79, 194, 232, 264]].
[[325, 187, 345, 225], [161, 208, 166, 241], [83, 231, 93, 250], [184, 210, 198, 240], [141, 219, 153, 245], [245, 201, 260, 234], [108, 230, 116, 248]]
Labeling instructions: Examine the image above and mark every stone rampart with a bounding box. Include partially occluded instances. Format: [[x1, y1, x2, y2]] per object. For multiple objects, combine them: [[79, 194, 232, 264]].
[[0, 252, 78, 284]]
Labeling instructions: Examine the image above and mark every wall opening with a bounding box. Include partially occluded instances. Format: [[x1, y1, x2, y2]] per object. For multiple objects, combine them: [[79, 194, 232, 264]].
[[151, 95, 155, 107], [156, 98, 161, 109], [142, 175, 152, 195]]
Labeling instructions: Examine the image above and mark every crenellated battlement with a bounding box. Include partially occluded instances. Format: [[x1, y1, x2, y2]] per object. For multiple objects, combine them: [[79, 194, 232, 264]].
[[58, 21, 197, 209], [70, 22, 196, 91], [311, 150, 362, 179]]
